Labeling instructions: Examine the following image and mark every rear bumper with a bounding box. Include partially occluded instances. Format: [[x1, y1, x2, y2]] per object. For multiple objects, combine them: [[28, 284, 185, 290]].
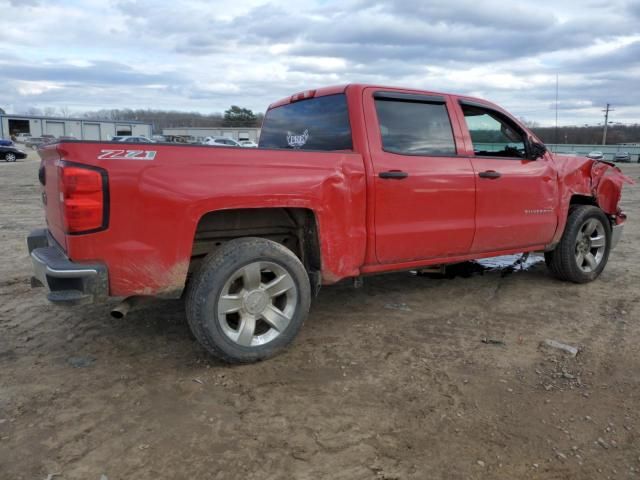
[[27, 228, 108, 305]]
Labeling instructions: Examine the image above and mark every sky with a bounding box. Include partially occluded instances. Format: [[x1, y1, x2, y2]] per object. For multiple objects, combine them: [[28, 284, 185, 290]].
[[0, 0, 639, 126]]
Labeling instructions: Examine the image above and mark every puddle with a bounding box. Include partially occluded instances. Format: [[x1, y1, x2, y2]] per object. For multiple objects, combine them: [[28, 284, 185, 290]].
[[476, 254, 543, 270], [414, 254, 545, 279]]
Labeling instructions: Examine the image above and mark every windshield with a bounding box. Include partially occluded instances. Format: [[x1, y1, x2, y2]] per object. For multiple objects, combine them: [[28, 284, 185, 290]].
[[259, 94, 352, 151]]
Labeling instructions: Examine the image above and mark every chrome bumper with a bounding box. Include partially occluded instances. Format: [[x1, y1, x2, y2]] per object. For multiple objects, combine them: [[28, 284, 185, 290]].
[[27, 228, 108, 305]]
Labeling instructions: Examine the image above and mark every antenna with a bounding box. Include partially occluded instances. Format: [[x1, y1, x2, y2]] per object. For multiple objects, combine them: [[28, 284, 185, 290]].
[[602, 104, 614, 145]]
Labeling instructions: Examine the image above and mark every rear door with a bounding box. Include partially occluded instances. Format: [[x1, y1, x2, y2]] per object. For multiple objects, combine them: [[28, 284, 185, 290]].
[[83, 123, 101, 140], [45, 121, 65, 137], [364, 89, 476, 263], [455, 99, 558, 253]]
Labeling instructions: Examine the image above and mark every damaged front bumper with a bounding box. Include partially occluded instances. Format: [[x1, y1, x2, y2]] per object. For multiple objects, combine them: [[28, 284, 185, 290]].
[[27, 228, 108, 306]]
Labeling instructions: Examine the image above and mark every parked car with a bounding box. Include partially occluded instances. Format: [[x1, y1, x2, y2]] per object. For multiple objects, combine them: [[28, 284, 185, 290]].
[[25, 137, 54, 149], [13, 132, 32, 143], [613, 152, 631, 163], [1, 144, 27, 162], [239, 140, 258, 148], [111, 136, 154, 143], [28, 84, 631, 363], [0, 139, 13, 147], [203, 136, 242, 147], [587, 151, 604, 160]]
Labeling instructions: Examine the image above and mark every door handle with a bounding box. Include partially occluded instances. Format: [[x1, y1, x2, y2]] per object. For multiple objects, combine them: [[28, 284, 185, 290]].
[[379, 170, 409, 180], [478, 170, 501, 179]]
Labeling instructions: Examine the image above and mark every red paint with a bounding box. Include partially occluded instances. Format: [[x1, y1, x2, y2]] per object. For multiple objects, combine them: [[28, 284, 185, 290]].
[[38, 84, 631, 298]]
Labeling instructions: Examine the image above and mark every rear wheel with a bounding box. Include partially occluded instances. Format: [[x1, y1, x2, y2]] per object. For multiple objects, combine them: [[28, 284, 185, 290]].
[[186, 237, 311, 363], [545, 205, 611, 283], [4, 153, 16, 162]]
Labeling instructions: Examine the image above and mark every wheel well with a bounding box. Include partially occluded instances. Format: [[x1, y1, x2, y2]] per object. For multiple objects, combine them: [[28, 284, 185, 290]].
[[569, 194, 597, 207], [189, 208, 321, 277]]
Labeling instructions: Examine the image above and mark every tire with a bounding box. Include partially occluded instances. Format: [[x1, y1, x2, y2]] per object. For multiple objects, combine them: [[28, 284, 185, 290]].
[[185, 237, 311, 363], [545, 205, 611, 283], [4, 153, 16, 162]]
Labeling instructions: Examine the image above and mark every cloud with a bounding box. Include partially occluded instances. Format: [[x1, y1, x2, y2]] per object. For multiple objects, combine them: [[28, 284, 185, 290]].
[[8, 0, 39, 5], [0, 0, 638, 126], [0, 60, 182, 86]]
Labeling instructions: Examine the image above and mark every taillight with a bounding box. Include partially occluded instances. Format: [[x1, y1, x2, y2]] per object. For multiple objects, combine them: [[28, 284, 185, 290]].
[[58, 163, 108, 234]]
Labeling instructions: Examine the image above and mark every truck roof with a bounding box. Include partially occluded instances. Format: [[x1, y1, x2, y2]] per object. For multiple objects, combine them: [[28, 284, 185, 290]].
[[267, 83, 499, 112]]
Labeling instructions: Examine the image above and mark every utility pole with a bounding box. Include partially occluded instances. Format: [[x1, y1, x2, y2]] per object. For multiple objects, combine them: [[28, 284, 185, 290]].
[[602, 103, 614, 145], [554, 73, 559, 145]]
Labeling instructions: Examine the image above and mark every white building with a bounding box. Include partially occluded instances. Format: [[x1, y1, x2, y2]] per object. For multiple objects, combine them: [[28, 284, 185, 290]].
[[0, 114, 152, 141], [163, 127, 261, 143]]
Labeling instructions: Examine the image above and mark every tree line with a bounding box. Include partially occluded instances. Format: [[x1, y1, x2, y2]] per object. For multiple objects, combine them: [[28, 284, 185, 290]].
[[81, 106, 265, 132], [530, 125, 640, 145], [7, 106, 264, 132]]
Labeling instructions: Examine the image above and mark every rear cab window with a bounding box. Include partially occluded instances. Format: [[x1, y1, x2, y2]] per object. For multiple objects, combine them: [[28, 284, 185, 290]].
[[259, 94, 352, 151], [373, 92, 456, 156]]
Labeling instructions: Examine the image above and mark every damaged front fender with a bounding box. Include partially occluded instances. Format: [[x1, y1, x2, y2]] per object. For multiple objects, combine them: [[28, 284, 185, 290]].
[[550, 154, 634, 246], [590, 160, 634, 214]]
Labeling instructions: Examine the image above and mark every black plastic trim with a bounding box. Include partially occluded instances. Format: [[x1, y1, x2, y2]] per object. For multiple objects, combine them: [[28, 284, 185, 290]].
[[458, 99, 495, 110], [374, 91, 446, 104]]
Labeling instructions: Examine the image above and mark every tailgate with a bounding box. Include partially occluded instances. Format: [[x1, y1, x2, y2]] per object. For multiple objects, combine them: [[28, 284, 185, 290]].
[[38, 145, 67, 251]]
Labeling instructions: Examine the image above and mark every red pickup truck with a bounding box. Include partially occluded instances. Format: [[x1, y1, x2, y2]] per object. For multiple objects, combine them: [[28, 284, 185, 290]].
[[28, 84, 630, 363]]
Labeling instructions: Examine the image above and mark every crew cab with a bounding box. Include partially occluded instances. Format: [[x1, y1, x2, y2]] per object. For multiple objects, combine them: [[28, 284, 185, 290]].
[[28, 84, 631, 363]]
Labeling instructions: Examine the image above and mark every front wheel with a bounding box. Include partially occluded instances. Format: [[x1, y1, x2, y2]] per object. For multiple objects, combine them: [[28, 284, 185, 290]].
[[545, 205, 611, 283], [4, 153, 16, 162], [186, 237, 311, 363]]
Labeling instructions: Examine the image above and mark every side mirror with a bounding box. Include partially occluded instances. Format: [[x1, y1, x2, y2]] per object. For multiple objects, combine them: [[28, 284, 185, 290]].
[[529, 141, 547, 160]]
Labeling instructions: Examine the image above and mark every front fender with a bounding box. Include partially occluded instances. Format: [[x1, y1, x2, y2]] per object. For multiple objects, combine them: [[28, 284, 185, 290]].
[[550, 155, 633, 246], [591, 161, 633, 214]]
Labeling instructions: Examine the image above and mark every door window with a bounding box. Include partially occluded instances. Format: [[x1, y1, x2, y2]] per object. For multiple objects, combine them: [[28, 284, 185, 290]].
[[374, 98, 456, 156], [461, 104, 526, 158]]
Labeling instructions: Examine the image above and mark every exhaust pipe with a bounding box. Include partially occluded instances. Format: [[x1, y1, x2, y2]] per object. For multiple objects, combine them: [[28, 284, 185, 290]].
[[110, 296, 149, 319]]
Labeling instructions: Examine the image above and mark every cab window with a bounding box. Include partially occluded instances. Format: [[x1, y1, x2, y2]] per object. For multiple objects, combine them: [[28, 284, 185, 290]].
[[259, 94, 352, 151], [461, 104, 526, 158], [374, 96, 456, 156]]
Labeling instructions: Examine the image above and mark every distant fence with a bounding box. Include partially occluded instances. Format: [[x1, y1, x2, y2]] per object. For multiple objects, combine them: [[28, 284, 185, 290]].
[[546, 144, 640, 162], [475, 143, 640, 162]]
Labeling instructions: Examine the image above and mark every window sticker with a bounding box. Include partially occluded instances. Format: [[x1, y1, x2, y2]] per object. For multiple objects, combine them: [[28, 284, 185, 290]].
[[286, 129, 309, 149]]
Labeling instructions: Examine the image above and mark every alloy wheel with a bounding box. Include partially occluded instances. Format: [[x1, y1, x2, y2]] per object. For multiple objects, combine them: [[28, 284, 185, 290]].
[[574, 218, 606, 273], [217, 261, 297, 347]]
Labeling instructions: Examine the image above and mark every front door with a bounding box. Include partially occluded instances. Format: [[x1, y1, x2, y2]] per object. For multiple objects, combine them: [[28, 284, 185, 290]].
[[456, 100, 558, 253], [365, 90, 476, 264]]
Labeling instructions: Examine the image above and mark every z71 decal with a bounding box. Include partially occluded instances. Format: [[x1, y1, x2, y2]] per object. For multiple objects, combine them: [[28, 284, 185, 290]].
[[98, 150, 157, 160]]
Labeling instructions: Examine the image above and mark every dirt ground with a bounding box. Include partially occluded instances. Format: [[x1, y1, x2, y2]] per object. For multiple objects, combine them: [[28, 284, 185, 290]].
[[1, 152, 639, 480]]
